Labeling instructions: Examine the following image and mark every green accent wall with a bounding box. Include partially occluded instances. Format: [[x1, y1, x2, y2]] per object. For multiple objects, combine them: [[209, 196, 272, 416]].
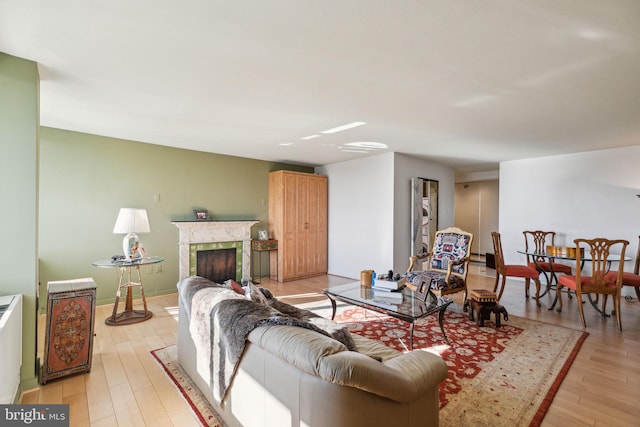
[[38, 127, 311, 309], [1, 50, 313, 396], [0, 53, 40, 394]]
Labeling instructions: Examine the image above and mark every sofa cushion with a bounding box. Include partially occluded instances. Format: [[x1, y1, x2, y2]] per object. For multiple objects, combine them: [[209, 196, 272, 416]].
[[248, 325, 348, 373], [248, 325, 447, 403], [349, 333, 400, 362]]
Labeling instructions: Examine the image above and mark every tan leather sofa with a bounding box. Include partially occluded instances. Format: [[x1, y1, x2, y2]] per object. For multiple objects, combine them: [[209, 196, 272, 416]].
[[178, 288, 448, 427]]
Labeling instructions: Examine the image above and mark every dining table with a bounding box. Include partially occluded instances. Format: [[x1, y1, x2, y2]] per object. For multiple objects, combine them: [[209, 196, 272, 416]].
[[516, 249, 630, 314]]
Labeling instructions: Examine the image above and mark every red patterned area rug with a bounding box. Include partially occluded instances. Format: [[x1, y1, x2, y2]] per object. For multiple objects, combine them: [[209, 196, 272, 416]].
[[151, 346, 224, 427], [334, 307, 588, 427]]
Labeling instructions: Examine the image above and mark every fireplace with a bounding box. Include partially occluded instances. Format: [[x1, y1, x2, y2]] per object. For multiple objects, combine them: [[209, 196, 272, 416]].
[[173, 220, 259, 282], [191, 242, 241, 282]]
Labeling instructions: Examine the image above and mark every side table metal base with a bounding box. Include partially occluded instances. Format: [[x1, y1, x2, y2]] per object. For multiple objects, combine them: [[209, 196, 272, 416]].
[[105, 309, 153, 326], [93, 258, 163, 326]]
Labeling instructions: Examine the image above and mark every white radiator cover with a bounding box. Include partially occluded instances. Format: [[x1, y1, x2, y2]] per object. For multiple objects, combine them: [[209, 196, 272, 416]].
[[0, 294, 22, 404]]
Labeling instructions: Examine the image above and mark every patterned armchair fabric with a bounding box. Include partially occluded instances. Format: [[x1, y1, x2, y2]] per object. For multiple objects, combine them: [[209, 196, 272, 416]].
[[430, 232, 472, 276], [405, 270, 466, 292], [407, 227, 474, 304]]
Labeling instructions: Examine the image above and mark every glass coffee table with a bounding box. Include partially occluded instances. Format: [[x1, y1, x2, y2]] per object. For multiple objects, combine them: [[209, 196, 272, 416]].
[[324, 282, 453, 350]]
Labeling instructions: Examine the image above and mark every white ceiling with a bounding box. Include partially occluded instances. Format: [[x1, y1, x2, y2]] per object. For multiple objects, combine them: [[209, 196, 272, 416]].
[[2, 1, 640, 173]]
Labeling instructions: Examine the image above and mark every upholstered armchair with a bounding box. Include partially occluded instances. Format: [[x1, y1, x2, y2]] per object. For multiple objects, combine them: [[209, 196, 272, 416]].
[[407, 227, 474, 307]]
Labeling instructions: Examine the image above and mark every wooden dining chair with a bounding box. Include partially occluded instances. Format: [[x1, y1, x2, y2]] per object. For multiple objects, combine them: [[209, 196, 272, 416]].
[[523, 230, 572, 295], [492, 232, 541, 306], [557, 238, 629, 331], [605, 235, 640, 303]]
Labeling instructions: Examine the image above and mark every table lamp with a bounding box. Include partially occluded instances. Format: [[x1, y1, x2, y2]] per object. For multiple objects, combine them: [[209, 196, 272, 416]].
[[113, 208, 150, 261]]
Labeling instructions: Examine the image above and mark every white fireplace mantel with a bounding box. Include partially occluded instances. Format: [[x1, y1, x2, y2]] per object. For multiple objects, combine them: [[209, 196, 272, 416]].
[[172, 220, 259, 281]]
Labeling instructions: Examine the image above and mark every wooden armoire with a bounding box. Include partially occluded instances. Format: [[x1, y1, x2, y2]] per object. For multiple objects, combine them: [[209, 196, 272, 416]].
[[268, 170, 328, 282]]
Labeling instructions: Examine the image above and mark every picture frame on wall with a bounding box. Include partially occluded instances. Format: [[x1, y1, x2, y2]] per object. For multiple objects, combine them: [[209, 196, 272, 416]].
[[193, 209, 209, 221]]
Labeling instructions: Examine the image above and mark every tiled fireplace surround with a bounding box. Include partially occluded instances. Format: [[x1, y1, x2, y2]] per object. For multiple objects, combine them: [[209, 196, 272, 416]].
[[173, 220, 259, 282]]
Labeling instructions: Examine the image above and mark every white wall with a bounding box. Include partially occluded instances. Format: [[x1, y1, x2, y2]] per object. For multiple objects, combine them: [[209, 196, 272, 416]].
[[393, 154, 455, 272], [317, 152, 455, 279], [317, 153, 395, 278], [499, 146, 640, 276]]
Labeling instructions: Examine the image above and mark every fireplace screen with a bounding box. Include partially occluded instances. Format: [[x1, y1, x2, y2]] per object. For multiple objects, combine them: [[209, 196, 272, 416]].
[[189, 241, 243, 282], [197, 248, 237, 283]]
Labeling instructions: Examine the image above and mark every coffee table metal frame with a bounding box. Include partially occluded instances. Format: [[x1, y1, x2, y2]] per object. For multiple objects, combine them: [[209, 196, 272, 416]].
[[324, 281, 452, 350]]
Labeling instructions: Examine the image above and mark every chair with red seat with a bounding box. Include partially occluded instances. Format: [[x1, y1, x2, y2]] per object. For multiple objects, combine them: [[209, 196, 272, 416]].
[[557, 238, 629, 331], [605, 235, 640, 303], [523, 230, 573, 297], [492, 232, 541, 306]]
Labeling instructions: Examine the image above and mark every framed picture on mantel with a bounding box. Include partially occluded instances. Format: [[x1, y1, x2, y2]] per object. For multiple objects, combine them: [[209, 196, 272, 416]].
[[193, 209, 209, 221]]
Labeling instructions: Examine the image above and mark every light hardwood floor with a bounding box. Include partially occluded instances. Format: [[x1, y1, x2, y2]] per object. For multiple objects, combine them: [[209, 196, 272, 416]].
[[22, 265, 640, 426]]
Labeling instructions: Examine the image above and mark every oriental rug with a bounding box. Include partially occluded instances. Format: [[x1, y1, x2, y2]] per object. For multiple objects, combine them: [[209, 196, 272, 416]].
[[334, 307, 588, 427], [152, 308, 587, 427], [151, 345, 224, 427]]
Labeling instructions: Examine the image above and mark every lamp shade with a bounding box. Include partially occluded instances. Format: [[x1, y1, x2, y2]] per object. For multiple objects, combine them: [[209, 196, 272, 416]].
[[113, 208, 150, 234]]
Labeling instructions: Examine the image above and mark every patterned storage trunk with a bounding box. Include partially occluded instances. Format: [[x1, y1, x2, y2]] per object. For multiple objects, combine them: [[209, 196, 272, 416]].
[[40, 278, 96, 384]]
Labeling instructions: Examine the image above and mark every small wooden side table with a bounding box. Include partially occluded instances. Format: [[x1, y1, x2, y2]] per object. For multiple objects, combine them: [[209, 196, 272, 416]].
[[92, 256, 164, 325], [251, 239, 278, 283], [465, 289, 509, 327], [468, 300, 509, 327], [41, 278, 96, 384]]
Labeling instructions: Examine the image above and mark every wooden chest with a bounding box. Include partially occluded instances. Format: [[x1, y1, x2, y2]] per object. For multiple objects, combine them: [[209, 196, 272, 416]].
[[40, 278, 97, 384]]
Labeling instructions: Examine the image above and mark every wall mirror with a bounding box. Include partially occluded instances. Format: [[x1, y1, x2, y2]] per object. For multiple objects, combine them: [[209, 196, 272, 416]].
[[411, 177, 438, 257]]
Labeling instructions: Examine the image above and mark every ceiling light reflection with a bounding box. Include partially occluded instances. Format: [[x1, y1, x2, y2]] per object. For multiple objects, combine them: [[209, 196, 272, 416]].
[[344, 141, 388, 149], [339, 148, 371, 153], [579, 29, 607, 40], [321, 121, 366, 134]]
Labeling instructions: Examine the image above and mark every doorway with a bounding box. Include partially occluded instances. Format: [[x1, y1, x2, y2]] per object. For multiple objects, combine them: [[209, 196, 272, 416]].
[[454, 180, 499, 261]]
